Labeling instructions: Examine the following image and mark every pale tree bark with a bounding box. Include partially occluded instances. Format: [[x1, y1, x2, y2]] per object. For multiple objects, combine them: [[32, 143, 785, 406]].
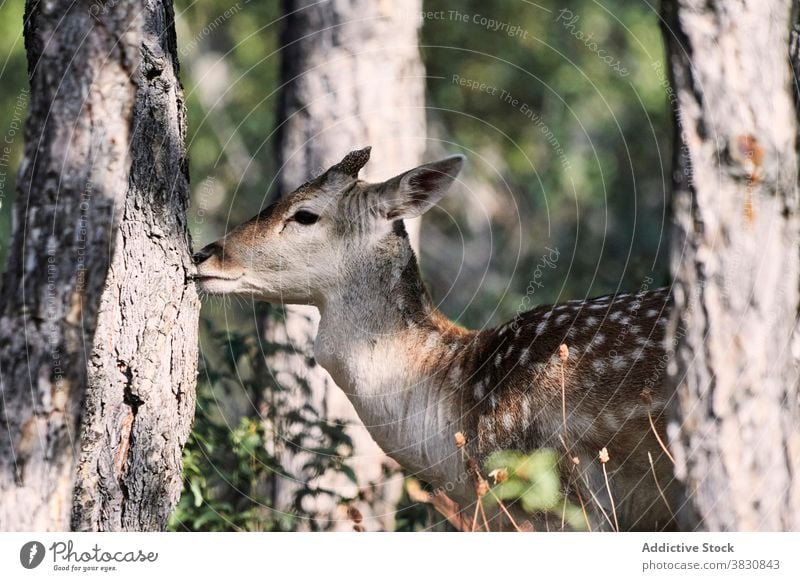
[[662, 0, 800, 531], [267, 0, 426, 530], [0, 0, 198, 531]]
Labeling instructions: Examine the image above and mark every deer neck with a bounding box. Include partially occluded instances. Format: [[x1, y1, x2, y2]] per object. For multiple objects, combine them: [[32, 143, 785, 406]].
[[315, 229, 474, 492]]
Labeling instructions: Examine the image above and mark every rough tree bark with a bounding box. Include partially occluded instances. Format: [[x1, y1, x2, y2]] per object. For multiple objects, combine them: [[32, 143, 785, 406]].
[[268, 0, 426, 530], [662, 0, 800, 531], [0, 0, 198, 531]]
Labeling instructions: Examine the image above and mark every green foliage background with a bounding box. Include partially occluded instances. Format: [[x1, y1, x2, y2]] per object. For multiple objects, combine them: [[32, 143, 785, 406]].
[[0, 0, 669, 530]]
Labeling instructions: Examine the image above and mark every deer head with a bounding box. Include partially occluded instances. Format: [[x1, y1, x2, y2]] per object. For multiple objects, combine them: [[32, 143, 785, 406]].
[[192, 147, 464, 305]]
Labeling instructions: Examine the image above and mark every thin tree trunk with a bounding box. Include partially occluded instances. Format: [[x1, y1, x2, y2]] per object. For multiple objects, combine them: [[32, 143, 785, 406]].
[[0, 0, 198, 531], [267, 0, 426, 531], [662, 0, 800, 531]]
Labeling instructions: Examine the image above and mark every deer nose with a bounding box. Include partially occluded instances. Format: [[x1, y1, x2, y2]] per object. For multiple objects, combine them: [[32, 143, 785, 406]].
[[192, 242, 222, 264]]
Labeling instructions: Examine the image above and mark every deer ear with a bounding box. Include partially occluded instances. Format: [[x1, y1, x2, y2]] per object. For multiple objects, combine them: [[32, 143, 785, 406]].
[[376, 155, 465, 220]]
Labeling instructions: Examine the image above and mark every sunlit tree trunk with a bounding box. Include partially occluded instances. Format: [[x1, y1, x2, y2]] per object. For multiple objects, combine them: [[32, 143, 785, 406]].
[[662, 0, 800, 531], [0, 0, 198, 531], [267, 0, 427, 531]]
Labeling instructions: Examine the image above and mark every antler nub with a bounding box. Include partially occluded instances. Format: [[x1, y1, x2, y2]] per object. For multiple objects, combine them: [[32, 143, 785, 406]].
[[330, 146, 372, 178]]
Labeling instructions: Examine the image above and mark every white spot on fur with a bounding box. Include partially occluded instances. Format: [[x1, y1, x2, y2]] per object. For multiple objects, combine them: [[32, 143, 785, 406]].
[[473, 378, 486, 401], [423, 332, 440, 352], [646, 309, 659, 318], [494, 353, 502, 367], [611, 355, 627, 370], [585, 316, 599, 327], [609, 311, 622, 322], [505, 344, 514, 358], [519, 347, 530, 365], [502, 413, 514, 431], [536, 321, 548, 335], [479, 416, 497, 446], [520, 397, 532, 428], [592, 360, 607, 374], [619, 316, 631, 326], [556, 313, 569, 324], [588, 303, 607, 310]]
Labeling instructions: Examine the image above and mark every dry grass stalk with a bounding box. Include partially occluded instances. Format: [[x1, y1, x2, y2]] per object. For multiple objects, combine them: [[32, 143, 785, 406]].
[[647, 409, 675, 465], [347, 505, 365, 532], [598, 447, 620, 532], [557, 436, 609, 531], [405, 478, 472, 531], [486, 487, 523, 532], [640, 389, 675, 465], [459, 434, 524, 532], [470, 499, 481, 532], [559, 343, 570, 443], [555, 345, 595, 532], [647, 451, 676, 523]]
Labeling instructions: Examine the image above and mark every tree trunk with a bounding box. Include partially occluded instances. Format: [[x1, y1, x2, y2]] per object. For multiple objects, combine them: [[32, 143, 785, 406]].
[[662, 0, 800, 531], [0, 0, 198, 531], [267, 0, 426, 531]]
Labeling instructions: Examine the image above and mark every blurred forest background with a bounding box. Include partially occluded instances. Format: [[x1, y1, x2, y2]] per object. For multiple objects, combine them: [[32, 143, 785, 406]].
[[0, 0, 670, 530]]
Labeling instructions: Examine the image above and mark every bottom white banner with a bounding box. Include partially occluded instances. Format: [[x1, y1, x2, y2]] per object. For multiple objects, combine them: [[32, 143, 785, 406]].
[[1, 532, 798, 580]]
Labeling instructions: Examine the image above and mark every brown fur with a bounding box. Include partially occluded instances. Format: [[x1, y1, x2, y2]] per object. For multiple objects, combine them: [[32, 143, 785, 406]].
[[415, 283, 678, 530]]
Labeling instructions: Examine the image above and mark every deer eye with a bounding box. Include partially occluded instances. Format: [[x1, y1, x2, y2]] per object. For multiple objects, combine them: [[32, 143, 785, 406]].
[[292, 210, 320, 225]]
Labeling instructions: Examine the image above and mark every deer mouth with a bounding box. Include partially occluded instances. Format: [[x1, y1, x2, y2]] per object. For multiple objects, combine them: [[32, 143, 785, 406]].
[[192, 273, 243, 282], [191, 272, 245, 294]]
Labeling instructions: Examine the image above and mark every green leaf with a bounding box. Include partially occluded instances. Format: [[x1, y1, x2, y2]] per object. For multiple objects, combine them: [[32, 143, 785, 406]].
[[189, 478, 204, 508]]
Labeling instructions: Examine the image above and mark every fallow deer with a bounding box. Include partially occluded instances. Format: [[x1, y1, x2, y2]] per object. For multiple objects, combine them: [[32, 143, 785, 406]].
[[192, 147, 679, 531]]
